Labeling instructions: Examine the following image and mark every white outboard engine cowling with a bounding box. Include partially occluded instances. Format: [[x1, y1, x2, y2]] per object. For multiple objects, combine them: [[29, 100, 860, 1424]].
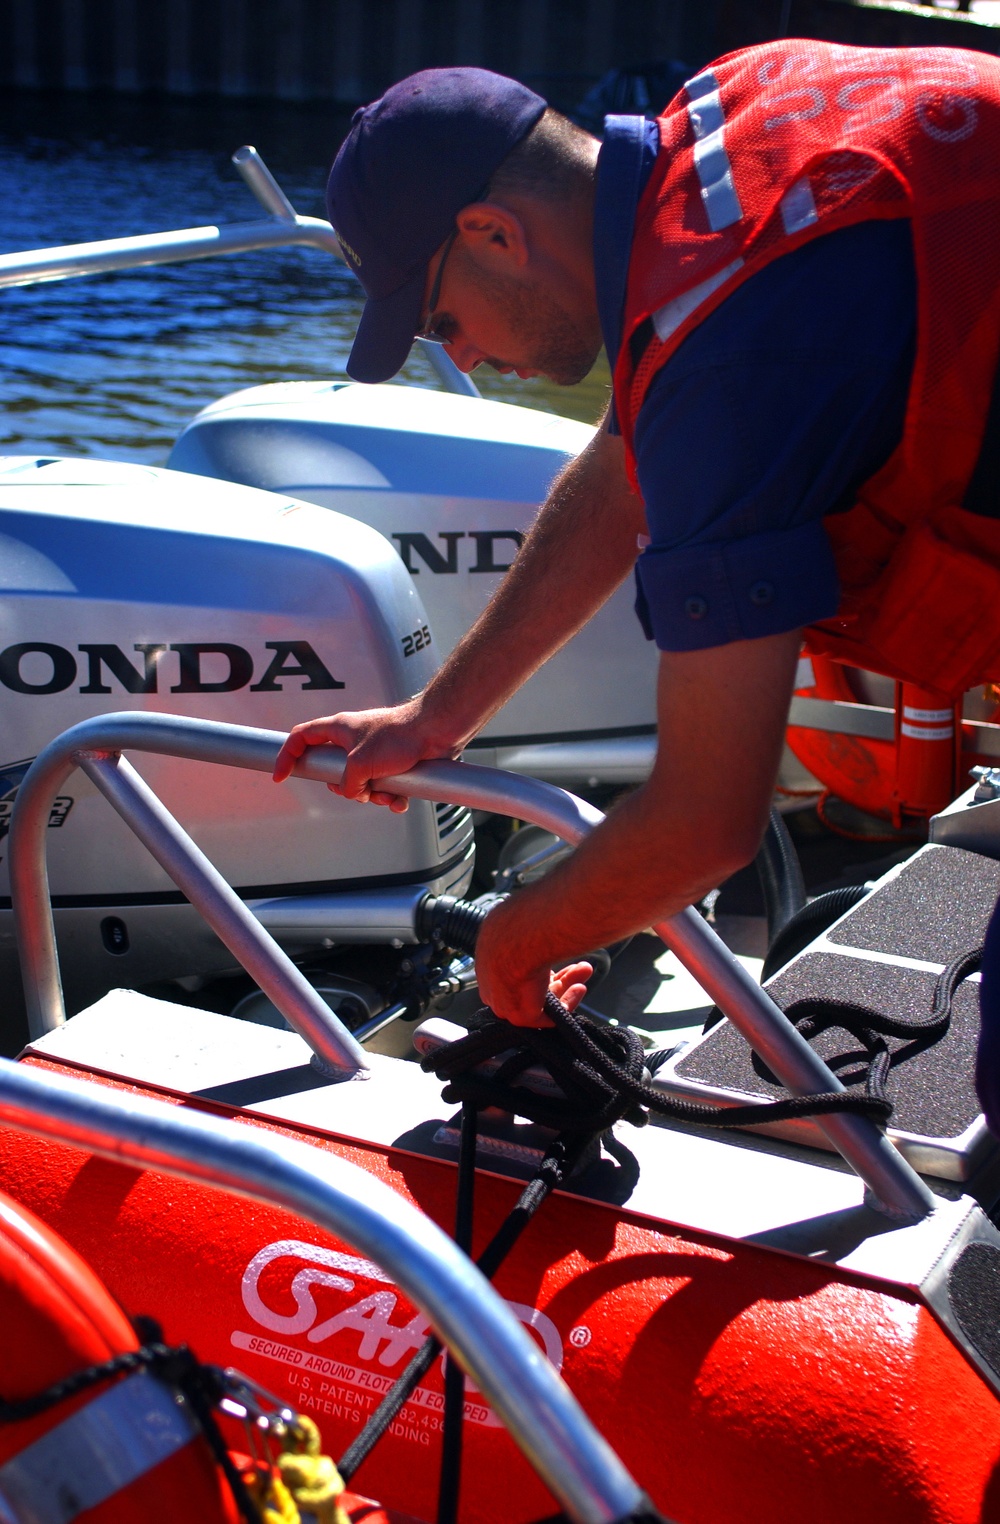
[[169, 382, 659, 786], [0, 456, 473, 1045]]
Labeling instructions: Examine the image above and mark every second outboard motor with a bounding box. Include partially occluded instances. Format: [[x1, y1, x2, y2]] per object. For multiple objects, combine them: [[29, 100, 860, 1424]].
[[169, 382, 659, 787]]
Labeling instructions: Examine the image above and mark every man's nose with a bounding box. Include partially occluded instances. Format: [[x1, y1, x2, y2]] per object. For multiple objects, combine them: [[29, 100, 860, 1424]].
[[448, 338, 485, 374]]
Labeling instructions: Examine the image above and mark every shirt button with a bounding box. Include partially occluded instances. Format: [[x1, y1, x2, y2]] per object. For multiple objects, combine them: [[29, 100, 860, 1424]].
[[685, 595, 708, 620], [750, 580, 774, 606]]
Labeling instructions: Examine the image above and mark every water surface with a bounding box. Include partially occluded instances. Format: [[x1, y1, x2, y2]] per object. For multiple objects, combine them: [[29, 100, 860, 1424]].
[[0, 92, 610, 465]]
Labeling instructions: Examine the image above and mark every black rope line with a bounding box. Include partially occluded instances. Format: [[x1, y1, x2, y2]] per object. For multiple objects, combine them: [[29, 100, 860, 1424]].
[[750, 945, 983, 1116], [0, 1341, 262, 1524], [437, 1101, 478, 1524], [337, 1130, 590, 1487], [423, 993, 886, 1130], [178, 1355, 266, 1524], [0, 1343, 167, 1426], [423, 945, 982, 1136]]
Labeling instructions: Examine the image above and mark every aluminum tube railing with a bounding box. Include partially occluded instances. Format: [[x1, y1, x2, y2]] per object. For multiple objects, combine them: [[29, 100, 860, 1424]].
[[232, 144, 298, 221], [379, 759, 934, 1222], [421, 339, 482, 397], [0, 1057, 648, 1524], [76, 752, 367, 1079], [251, 885, 431, 944], [0, 216, 478, 399], [10, 712, 935, 1220], [0, 216, 344, 289]]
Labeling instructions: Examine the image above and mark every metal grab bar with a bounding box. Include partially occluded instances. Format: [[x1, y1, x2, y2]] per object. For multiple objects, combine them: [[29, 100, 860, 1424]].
[[10, 711, 935, 1222], [11, 726, 367, 1079], [0, 213, 343, 288], [80, 752, 369, 1081], [787, 694, 1000, 758], [0, 144, 480, 401], [0, 1057, 649, 1524], [232, 144, 298, 221]]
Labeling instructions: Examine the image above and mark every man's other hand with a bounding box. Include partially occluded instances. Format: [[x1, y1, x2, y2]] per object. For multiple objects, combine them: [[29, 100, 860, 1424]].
[[272, 699, 460, 811], [475, 898, 592, 1026]]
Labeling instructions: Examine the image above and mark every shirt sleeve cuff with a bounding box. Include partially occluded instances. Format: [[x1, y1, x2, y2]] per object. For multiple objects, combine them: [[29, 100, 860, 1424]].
[[633, 519, 840, 651]]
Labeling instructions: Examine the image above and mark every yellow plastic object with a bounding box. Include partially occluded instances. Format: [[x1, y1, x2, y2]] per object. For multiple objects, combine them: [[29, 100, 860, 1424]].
[[277, 1415, 350, 1524]]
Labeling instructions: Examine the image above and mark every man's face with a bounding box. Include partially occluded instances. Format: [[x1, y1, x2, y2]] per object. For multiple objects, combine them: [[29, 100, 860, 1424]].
[[418, 229, 601, 385]]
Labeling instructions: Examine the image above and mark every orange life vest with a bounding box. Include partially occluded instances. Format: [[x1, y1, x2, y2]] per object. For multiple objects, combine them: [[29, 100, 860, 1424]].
[[615, 39, 1000, 698]]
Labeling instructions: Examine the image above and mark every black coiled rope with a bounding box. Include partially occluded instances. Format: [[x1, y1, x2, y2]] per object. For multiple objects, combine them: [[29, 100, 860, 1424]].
[[755, 944, 984, 1120], [426, 1001, 651, 1132], [423, 988, 898, 1130]]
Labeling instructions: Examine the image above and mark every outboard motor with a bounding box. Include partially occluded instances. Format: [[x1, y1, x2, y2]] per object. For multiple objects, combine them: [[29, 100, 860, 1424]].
[[168, 382, 658, 785], [0, 456, 473, 1044]]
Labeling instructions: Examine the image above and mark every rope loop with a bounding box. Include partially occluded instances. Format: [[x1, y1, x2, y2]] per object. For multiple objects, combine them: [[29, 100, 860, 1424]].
[[0, 1340, 264, 1524], [423, 945, 984, 1135], [421, 993, 893, 1130], [421, 999, 649, 1133], [0, 1339, 222, 1426]]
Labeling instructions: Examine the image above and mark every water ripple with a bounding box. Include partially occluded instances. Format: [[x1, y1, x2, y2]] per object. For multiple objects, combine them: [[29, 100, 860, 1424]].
[[0, 94, 608, 464]]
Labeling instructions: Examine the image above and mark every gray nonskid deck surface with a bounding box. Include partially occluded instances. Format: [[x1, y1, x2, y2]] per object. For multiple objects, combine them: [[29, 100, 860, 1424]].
[[673, 843, 998, 1156], [676, 950, 981, 1139], [826, 843, 1000, 962]]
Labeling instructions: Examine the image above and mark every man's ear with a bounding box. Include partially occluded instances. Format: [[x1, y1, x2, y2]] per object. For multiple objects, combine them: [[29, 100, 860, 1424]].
[[455, 202, 529, 269]]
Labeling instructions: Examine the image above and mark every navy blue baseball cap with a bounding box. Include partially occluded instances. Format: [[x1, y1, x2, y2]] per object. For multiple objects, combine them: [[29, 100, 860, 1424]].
[[327, 68, 546, 383]]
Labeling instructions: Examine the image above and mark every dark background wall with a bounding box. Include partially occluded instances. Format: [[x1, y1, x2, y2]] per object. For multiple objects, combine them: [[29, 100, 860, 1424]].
[[0, 0, 997, 112], [717, 0, 1000, 57]]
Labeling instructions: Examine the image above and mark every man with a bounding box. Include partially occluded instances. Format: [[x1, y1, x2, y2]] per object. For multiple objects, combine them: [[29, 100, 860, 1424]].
[[274, 46, 1000, 1029]]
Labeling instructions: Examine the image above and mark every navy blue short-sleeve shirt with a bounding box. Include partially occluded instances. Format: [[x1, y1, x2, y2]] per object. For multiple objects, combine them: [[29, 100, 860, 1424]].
[[594, 117, 917, 653]]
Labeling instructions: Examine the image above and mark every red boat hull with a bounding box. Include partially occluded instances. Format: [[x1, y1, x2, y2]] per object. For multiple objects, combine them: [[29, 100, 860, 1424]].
[[3, 1057, 998, 1524]]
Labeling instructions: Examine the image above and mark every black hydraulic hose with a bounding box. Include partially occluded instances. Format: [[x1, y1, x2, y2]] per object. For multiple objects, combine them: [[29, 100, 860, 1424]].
[[417, 893, 617, 988], [754, 807, 806, 942], [416, 894, 489, 955], [759, 883, 871, 984], [429, 810, 806, 956], [437, 1101, 478, 1524]]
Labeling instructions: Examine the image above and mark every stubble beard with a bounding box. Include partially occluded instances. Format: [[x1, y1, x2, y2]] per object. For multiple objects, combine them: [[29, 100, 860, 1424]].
[[481, 271, 602, 386]]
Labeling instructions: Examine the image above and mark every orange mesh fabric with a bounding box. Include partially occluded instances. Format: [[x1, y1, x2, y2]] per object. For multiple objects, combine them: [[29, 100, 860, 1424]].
[[616, 41, 1000, 692]]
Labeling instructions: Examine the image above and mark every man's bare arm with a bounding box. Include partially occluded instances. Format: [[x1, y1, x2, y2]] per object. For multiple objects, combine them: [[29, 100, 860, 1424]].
[[273, 419, 646, 799], [473, 630, 802, 1024], [414, 421, 644, 742]]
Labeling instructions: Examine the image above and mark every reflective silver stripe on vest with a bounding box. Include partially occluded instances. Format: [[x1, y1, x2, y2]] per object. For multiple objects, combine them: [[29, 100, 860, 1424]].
[[780, 175, 819, 235], [652, 256, 745, 344], [0, 1369, 198, 1524], [685, 69, 743, 231]]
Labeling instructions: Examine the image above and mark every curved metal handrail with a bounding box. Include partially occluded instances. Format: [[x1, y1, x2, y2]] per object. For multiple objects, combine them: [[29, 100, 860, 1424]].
[[9, 710, 935, 1221], [0, 1055, 648, 1524]]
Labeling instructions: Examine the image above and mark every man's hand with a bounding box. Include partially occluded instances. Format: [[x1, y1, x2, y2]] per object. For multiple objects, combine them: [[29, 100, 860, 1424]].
[[475, 895, 593, 1024], [273, 698, 459, 810], [469, 633, 804, 1022]]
